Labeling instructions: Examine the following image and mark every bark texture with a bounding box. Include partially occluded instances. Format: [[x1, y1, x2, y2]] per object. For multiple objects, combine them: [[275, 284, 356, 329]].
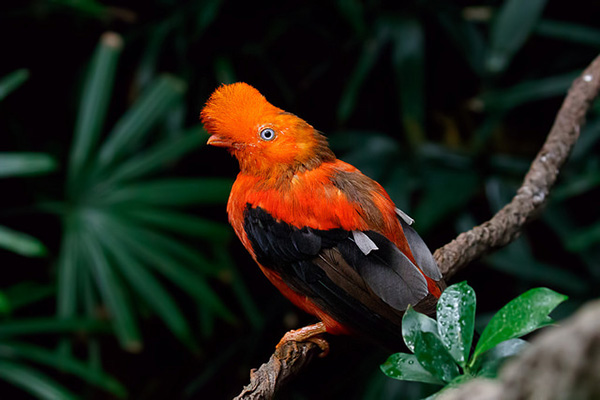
[[234, 53, 600, 400]]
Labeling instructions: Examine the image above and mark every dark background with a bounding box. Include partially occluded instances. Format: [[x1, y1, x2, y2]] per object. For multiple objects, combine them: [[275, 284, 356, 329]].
[[1, 0, 599, 399]]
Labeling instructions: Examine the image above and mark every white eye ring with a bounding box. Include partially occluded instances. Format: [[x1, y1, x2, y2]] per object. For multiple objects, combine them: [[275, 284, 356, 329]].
[[259, 128, 276, 141]]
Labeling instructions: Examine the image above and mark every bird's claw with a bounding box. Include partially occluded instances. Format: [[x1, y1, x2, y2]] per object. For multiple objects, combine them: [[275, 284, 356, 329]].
[[275, 322, 330, 357]]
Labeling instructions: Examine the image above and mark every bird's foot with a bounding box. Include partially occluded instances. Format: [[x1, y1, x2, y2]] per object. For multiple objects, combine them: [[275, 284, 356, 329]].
[[276, 322, 329, 357]]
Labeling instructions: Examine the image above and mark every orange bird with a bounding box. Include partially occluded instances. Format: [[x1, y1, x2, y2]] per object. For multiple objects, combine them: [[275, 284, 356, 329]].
[[201, 82, 445, 351]]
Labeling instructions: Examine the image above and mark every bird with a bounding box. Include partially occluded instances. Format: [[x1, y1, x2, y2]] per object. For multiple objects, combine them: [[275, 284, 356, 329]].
[[200, 82, 445, 352]]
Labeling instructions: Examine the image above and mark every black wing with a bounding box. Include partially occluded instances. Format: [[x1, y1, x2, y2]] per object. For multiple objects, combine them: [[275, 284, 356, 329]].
[[244, 205, 435, 348]]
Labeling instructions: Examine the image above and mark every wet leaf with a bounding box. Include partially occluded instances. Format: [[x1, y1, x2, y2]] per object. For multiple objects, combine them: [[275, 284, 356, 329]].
[[402, 306, 438, 353], [437, 282, 476, 367], [471, 288, 567, 366], [380, 353, 444, 385], [414, 332, 460, 383]]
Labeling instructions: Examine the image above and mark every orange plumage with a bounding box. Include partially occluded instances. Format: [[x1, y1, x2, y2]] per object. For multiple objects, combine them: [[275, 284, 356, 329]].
[[201, 82, 444, 349]]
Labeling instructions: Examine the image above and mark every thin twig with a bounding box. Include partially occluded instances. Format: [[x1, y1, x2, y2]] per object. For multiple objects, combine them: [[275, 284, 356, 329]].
[[234, 53, 600, 400]]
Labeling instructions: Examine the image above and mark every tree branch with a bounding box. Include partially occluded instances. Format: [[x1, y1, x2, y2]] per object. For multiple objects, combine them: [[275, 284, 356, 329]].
[[435, 53, 600, 279], [234, 53, 600, 400]]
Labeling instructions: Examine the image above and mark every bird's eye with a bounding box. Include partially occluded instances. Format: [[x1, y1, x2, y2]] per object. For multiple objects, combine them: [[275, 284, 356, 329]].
[[259, 128, 276, 141]]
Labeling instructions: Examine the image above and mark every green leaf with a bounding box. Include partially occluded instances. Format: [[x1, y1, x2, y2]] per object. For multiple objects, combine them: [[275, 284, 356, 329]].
[[437, 282, 476, 367], [89, 216, 194, 347], [213, 56, 237, 85], [570, 116, 600, 161], [0, 341, 126, 397], [0, 69, 29, 101], [68, 32, 123, 191], [479, 71, 579, 111], [0, 318, 106, 337], [471, 288, 567, 365], [0, 360, 77, 400], [337, 0, 367, 37], [337, 20, 387, 123], [487, 0, 548, 74], [380, 353, 444, 385], [487, 249, 589, 295], [473, 338, 528, 378], [389, 16, 426, 145], [98, 178, 232, 206], [115, 207, 231, 243], [0, 225, 47, 257], [0, 292, 9, 315], [50, 0, 108, 18], [413, 167, 480, 234], [566, 221, 600, 252], [79, 227, 142, 352], [413, 332, 460, 383], [97, 75, 187, 169], [436, 11, 486, 76], [215, 251, 263, 329], [401, 306, 438, 353], [100, 216, 234, 322], [106, 127, 204, 184], [194, 0, 223, 37], [57, 222, 80, 320], [4, 282, 55, 312], [0, 153, 57, 178], [536, 19, 600, 47]]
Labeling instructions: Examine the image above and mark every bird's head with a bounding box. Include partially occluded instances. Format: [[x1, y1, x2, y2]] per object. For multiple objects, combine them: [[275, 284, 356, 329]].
[[200, 82, 334, 179]]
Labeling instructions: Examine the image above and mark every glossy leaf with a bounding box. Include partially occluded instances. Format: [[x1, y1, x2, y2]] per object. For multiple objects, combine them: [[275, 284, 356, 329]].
[[380, 353, 444, 385], [487, 0, 548, 74], [413, 332, 460, 383], [0, 360, 77, 400], [0, 69, 29, 101], [471, 288, 567, 365], [437, 282, 476, 367], [401, 306, 438, 353], [0, 153, 57, 178]]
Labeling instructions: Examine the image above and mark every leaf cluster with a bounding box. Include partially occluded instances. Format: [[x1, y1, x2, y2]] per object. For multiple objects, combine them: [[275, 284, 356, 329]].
[[381, 282, 567, 398]]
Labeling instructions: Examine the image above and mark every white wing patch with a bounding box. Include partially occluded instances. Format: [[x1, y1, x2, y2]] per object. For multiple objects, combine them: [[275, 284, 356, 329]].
[[352, 231, 379, 255], [395, 207, 415, 226]]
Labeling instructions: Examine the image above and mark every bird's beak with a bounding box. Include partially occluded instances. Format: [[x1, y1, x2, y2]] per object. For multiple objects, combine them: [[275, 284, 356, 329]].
[[207, 134, 232, 148]]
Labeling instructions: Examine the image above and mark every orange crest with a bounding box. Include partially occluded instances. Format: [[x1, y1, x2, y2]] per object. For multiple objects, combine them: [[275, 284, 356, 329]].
[[200, 82, 283, 144]]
